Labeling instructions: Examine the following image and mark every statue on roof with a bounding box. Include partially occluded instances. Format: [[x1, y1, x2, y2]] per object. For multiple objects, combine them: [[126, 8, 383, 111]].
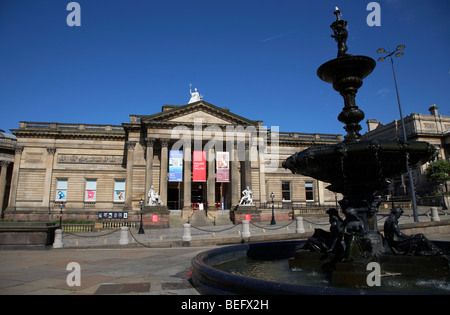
[[188, 84, 203, 104]]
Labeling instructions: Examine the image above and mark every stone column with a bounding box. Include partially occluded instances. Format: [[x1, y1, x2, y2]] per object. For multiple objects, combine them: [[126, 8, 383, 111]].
[[258, 143, 267, 205], [231, 142, 239, 208], [0, 161, 11, 216], [7, 146, 23, 211], [125, 141, 136, 209], [240, 141, 252, 191], [183, 142, 192, 211], [207, 146, 216, 211], [42, 147, 56, 209], [144, 138, 155, 205], [160, 138, 169, 206]]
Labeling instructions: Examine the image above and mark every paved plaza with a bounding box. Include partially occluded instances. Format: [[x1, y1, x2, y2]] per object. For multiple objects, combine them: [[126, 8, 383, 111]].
[[0, 211, 449, 295]]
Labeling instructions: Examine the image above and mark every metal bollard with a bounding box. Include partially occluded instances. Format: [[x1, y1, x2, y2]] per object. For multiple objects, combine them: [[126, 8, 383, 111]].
[[296, 216, 305, 234], [431, 207, 440, 222], [53, 228, 64, 249], [241, 220, 251, 238], [119, 226, 129, 245], [182, 223, 192, 242]]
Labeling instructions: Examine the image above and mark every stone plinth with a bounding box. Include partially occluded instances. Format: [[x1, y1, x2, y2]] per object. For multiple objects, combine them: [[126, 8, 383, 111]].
[[0, 222, 58, 249], [141, 205, 170, 228], [232, 205, 261, 223]]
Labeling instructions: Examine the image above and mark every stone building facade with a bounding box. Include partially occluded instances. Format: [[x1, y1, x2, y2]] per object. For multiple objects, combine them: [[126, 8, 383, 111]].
[[4, 100, 342, 225], [363, 104, 450, 196]]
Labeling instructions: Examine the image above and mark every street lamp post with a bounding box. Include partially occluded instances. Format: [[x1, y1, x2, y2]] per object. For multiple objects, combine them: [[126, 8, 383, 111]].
[[377, 45, 419, 222], [138, 198, 145, 234], [270, 192, 276, 225]]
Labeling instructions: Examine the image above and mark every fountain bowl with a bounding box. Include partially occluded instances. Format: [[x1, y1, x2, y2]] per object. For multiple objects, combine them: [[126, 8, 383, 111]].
[[189, 240, 450, 295]]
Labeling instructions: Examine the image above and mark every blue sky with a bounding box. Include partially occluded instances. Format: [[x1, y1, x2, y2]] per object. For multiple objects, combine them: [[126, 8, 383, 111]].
[[1, 0, 449, 136]]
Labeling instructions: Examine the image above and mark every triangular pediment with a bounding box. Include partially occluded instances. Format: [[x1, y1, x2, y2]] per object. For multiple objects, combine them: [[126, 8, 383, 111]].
[[140, 101, 258, 126]]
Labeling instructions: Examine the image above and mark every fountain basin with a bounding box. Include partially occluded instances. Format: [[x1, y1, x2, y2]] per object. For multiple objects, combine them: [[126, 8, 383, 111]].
[[317, 55, 376, 87], [282, 139, 436, 195], [190, 240, 450, 295]]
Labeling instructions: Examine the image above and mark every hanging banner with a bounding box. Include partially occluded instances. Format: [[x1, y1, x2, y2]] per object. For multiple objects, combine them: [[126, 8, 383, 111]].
[[216, 151, 229, 182], [193, 151, 206, 182], [169, 150, 183, 182]]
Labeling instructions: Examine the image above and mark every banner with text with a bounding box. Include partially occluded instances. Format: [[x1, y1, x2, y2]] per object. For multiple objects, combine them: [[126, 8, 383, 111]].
[[216, 151, 229, 182], [193, 151, 206, 182], [169, 150, 183, 182]]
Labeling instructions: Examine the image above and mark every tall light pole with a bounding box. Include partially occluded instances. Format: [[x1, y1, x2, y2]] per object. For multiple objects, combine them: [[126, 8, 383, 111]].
[[270, 192, 276, 225], [138, 199, 145, 234], [377, 45, 419, 222]]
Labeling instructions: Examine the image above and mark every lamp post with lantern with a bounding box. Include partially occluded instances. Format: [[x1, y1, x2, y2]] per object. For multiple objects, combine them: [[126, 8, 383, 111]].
[[377, 45, 419, 222], [138, 198, 145, 234], [270, 192, 276, 225]]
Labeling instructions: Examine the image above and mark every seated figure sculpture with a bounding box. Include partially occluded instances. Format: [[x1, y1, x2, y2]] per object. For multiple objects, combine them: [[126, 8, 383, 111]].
[[384, 206, 443, 256], [148, 185, 164, 206], [239, 186, 254, 205], [304, 208, 345, 255]]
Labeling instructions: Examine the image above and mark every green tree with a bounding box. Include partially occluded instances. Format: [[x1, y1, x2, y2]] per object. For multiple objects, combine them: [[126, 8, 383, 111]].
[[426, 159, 450, 192]]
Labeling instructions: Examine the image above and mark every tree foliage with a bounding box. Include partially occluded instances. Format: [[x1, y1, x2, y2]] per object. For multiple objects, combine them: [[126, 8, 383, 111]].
[[426, 160, 450, 188]]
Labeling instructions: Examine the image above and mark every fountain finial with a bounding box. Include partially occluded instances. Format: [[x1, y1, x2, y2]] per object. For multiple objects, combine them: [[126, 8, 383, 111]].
[[330, 7, 348, 57], [333, 6, 341, 20]]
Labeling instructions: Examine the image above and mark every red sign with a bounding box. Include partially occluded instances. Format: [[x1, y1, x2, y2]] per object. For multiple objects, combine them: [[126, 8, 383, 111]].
[[152, 215, 159, 222], [193, 151, 206, 182], [245, 214, 251, 221]]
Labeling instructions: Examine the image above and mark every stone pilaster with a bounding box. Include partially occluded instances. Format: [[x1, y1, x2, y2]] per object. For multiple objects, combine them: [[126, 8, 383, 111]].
[[207, 146, 215, 211], [125, 141, 136, 209], [0, 161, 11, 216], [183, 142, 192, 211], [159, 138, 169, 206], [7, 146, 23, 211], [42, 147, 56, 209], [144, 138, 155, 205]]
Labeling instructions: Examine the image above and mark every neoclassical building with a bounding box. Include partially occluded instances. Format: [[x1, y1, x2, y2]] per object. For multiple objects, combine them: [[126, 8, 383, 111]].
[[363, 104, 450, 196], [4, 96, 342, 225]]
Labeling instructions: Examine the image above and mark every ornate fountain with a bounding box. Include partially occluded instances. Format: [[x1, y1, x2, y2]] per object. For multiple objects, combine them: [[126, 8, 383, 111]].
[[190, 8, 449, 294]]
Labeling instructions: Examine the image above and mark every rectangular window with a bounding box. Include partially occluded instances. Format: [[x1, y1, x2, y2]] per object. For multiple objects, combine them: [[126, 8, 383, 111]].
[[114, 180, 125, 202], [305, 182, 314, 201], [85, 179, 97, 201], [282, 181, 291, 201], [56, 178, 68, 201]]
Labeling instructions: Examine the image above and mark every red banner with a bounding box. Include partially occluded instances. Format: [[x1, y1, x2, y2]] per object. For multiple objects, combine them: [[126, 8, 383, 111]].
[[193, 151, 206, 182]]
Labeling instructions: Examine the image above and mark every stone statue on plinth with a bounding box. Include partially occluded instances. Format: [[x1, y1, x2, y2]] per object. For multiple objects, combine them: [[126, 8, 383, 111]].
[[239, 186, 254, 206], [148, 185, 164, 206]]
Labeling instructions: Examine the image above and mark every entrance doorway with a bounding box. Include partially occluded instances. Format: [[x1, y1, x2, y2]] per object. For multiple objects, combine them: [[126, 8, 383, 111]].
[[167, 182, 182, 210], [191, 183, 206, 210], [216, 182, 231, 209]]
